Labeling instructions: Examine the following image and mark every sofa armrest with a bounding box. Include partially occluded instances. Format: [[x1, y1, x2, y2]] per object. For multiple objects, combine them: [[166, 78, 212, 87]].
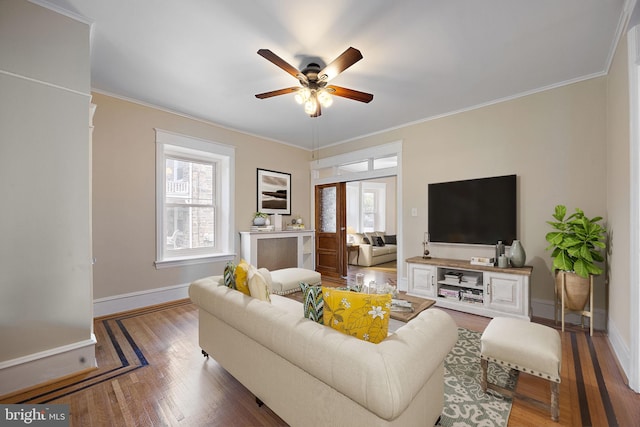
[[357, 244, 374, 265]]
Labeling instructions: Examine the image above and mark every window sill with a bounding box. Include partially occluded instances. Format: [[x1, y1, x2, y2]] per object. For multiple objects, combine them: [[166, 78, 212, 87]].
[[155, 253, 235, 269]]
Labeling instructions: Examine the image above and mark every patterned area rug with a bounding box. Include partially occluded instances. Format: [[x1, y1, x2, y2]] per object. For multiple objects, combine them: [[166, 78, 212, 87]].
[[439, 328, 518, 427]]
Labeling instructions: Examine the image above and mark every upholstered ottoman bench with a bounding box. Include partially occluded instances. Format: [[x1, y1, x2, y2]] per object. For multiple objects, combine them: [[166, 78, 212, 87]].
[[480, 317, 562, 422], [270, 268, 321, 295]]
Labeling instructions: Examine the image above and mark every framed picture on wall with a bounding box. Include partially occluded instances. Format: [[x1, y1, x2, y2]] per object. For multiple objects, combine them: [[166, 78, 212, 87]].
[[257, 168, 291, 215]]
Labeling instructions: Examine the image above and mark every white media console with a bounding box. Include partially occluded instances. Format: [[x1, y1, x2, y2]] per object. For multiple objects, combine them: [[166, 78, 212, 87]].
[[406, 256, 532, 320]]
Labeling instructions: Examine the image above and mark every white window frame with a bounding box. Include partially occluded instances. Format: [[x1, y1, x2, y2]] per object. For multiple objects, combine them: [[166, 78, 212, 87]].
[[155, 129, 235, 268], [361, 182, 386, 232]]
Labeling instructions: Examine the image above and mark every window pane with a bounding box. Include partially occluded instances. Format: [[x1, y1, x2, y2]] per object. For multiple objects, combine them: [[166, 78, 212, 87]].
[[166, 158, 214, 205], [320, 187, 337, 233], [165, 206, 214, 250], [338, 161, 368, 174], [363, 213, 375, 232], [373, 155, 397, 170], [362, 192, 375, 213]]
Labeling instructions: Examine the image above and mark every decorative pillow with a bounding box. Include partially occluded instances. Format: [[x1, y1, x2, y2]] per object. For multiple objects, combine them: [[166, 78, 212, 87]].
[[322, 287, 391, 344], [248, 270, 271, 302], [257, 268, 273, 293], [373, 236, 385, 247], [300, 282, 323, 323], [223, 261, 236, 289], [364, 232, 376, 246], [351, 233, 365, 245], [384, 235, 397, 245], [362, 237, 371, 244], [234, 259, 251, 296]]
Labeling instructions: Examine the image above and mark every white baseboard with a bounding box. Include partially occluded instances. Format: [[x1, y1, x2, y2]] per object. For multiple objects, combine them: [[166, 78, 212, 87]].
[[531, 297, 607, 331], [607, 319, 631, 382], [0, 336, 97, 396], [93, 283, 190, 317]]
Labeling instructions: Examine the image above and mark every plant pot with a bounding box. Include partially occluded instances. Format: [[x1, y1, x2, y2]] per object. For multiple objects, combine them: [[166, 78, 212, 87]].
[[555, 270, 590, 311], [253, 217, 266, 226]]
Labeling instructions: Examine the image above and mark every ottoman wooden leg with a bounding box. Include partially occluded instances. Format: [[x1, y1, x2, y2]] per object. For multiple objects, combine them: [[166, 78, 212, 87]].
[[551, 381, 560, 421], [481, 358, 488, 392]]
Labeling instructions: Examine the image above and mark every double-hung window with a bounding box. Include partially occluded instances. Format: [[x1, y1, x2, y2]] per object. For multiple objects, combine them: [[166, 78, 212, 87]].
[[155, 129, 234, 267]]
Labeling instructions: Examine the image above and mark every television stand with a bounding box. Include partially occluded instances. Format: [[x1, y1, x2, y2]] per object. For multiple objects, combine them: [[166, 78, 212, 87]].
[[406, 256, 532, 320]]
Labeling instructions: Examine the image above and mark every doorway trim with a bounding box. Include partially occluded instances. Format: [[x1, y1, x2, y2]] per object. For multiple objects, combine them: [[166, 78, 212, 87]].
[[309, 141, 406, 289]]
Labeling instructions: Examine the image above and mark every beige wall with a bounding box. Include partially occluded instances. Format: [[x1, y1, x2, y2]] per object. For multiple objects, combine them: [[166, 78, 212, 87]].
[[606, 33, 631, 347], [91, 93, 311, 299], [321, 78, 609, 314]]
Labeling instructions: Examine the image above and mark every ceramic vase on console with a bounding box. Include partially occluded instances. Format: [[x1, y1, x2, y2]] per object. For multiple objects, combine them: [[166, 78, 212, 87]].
[[509, 240, 526, 267]]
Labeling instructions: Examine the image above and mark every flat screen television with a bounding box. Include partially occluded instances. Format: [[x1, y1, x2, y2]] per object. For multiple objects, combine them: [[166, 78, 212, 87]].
[[428, 174, 517, 245]]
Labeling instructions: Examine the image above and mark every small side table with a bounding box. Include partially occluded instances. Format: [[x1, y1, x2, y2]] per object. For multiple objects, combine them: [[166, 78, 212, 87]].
[[346, 244, 360, 265]]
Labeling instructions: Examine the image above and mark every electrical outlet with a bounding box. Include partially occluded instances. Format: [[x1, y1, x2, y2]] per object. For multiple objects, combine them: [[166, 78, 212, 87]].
[[411, 208, 418, 217]]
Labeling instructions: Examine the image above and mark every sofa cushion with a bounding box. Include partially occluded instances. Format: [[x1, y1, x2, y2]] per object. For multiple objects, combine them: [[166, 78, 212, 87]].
[[234, 259, 251, 296], [223, 261, 236, 289], [300, 282, 323, 323], [371, 245, 396, 256], [322, 287, 391, 344]]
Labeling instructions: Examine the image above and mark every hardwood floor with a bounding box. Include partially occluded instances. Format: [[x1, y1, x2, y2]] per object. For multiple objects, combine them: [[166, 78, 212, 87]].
[[2, 268, 639, 426]]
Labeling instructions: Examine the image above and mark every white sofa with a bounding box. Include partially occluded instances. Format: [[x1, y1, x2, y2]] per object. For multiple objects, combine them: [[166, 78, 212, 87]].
[[349, 232, 397, 267], [189, 275, 458, 427]]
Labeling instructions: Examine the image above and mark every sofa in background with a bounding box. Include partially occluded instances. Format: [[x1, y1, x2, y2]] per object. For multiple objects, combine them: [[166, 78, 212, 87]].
[[189, 275, 458, 427], [348, 231, 397, 267]]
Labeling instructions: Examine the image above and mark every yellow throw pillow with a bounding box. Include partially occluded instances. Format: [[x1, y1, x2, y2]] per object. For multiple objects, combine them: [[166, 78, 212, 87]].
[[234, 259, 251, 296], [322, 287, 391, 344]]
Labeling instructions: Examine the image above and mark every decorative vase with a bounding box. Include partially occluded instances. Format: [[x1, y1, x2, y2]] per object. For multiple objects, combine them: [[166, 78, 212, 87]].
[[253, 217, 266, 226], [555, 271, 590, 311], [509, 240, 526, 267]]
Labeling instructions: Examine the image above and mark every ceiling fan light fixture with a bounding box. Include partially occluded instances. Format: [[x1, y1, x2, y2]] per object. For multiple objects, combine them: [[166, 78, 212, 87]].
[[295, 87, 311, 104], [317, 90, 333, 108], [304, 97, 318, 115]]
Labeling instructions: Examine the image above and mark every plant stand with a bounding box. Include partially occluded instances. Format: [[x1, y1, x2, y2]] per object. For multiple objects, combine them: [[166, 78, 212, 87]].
[[554, 271, 594, 336]]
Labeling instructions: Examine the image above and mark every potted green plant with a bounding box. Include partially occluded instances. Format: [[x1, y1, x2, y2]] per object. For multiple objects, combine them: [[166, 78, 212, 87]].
[[253, 212, 269, 226], [545, 205, 606, 310]]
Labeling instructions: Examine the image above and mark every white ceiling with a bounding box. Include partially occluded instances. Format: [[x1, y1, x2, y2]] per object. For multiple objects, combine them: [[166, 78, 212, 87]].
[[42, 0, 626, 150]]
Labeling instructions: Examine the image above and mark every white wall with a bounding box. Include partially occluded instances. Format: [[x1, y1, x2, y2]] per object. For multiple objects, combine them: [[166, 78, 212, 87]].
[[0, 0, 94, 394]]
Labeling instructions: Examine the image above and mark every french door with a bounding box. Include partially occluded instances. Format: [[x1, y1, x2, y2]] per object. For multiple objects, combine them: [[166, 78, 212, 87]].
[[315, 182, 346, 278]]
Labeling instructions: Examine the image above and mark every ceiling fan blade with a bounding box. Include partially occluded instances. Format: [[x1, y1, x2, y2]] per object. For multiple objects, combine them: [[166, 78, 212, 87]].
[[326, 85, 374, 103], [255, 87, 299, 99], [318, 47, 363, 82], [257, 49, 301, 79]]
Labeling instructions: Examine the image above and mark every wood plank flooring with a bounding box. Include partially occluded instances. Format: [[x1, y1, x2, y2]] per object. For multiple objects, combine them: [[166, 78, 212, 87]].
[[1, 266, 638, 426]]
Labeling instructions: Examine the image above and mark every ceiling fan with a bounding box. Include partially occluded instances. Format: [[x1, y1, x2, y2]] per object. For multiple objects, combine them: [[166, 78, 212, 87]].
[[255, 47, 374, 118]]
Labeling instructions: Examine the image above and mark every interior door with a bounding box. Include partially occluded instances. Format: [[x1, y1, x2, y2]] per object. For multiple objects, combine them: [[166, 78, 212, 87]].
[[315, 182, 347, 278]]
